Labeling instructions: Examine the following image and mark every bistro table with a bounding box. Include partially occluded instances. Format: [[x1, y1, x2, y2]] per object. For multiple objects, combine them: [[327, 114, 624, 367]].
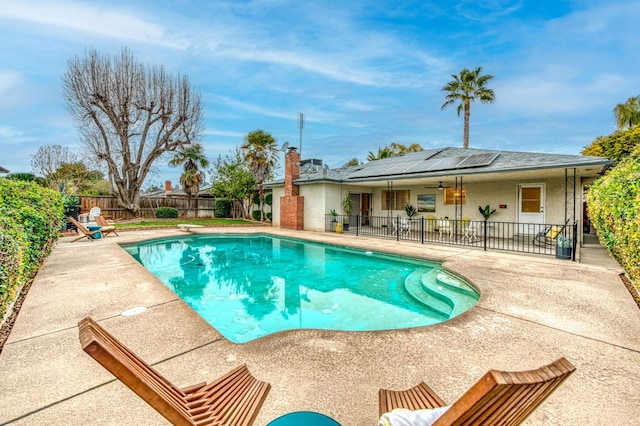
[[86, 225, 102, 239], [267, 411, 341, 426]]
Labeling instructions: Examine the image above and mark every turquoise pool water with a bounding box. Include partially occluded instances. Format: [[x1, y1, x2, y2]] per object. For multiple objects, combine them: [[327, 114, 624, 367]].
[[122, 234, 480, 343]]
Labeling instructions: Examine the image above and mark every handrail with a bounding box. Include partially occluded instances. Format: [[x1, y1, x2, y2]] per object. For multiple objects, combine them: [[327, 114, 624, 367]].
[[325, 214, 578, 260]]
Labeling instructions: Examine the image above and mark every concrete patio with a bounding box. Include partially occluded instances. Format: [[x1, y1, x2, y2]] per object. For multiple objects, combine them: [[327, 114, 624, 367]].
[[1, 227, 639, 425]]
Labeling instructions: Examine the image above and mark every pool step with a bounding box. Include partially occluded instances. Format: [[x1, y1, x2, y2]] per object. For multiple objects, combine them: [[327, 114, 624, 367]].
[[404, 271, 452, 319], [428, 272, 479, 317], [434, 272, 478, 298]]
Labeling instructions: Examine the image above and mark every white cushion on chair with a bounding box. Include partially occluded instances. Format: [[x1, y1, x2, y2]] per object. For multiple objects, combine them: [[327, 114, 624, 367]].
[[378, 406, 450, 426]]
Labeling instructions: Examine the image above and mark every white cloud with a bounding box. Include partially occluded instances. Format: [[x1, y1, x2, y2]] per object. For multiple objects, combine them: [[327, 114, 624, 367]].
[[0, 0, 184, 48], [0, 70, 21, 96], [204, 129, 246, 138], [211, 95, 293, 120], [0, 125, 35, 145], [455, 0, 523, 22]]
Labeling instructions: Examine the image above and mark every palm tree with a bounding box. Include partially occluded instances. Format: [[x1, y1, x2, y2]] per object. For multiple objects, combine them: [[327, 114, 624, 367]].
[[613, 96, 640, 129], [441, 67, 495, 149], [389, 142, 424, 154], [366, 146, 393, 161], [366, 143, 424, 161], [169, 143, 209, 217], [241, 130, 279, 220]]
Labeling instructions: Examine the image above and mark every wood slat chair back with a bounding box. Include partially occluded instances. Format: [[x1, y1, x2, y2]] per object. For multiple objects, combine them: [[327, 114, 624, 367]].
[[94, 215, 119, 236], [380, 357, 575, 426], [68, 217, 101, 242], [79, 317, 270, 426]]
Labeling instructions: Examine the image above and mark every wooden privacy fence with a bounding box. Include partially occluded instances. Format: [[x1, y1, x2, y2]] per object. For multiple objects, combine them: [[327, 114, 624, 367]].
[[79, 195, 216, 220]]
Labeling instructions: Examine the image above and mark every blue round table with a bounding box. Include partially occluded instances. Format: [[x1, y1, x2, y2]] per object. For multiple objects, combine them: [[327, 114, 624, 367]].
[[87, 225, 102, 239], [267, 411, 341, 425]]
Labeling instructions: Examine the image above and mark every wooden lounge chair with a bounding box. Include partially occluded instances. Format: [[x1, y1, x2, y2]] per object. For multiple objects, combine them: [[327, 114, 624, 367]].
[[68, 217, 101, 242], [95, 215, 119, 236], [78, 317, 270, 426], [379, 357, 575, 425]]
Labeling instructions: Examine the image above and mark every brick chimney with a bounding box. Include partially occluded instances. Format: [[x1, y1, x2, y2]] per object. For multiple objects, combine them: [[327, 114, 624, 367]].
[[280, 148, 304, 230], [164, 180, 171, 197]]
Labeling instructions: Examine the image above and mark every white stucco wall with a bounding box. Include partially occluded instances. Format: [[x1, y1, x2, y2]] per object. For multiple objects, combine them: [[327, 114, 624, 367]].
[[299, 183, 329, 231], [271, 175, 584, 231], [365, 178, 573, 224], [271, 187, 284, 228]]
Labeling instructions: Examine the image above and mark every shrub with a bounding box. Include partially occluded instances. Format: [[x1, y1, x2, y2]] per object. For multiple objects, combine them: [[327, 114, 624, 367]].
[[587, 146, 640, 282], [214, 198, 232, 218], [266, 212, 272, 220], [63, 195, 80, 211], [265, 193, 272, 206], [155, 206, 179, 218], [6, 173, 36, 182], [0, 179, 64, 321], [252, 209, 262, 221]]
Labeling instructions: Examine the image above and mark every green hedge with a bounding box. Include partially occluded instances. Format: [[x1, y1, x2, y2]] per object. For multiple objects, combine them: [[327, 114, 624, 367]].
[[215, 198, 232, 218], [252, 210, 262, 221], [155, 206, 179, 218], [0, 179, 64, 321], [587, 147, 640, 282]]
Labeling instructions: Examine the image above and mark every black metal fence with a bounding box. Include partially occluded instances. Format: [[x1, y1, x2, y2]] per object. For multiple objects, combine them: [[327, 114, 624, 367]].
[[325, 214, 577, 260]]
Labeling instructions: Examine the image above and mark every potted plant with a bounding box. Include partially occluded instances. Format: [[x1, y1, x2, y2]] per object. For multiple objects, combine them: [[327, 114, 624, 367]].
[[478, 205, 496, 220], [342, 194, 352, 231], [329, 209, 339, 232], [478, 205, 496, 238], [62, 194, 80, 231], [404, 204, 418, 219], [556, 235, 572, 260]]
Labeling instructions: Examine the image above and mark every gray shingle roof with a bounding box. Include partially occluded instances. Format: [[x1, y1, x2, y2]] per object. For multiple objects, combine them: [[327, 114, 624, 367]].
[[285, 147, 611, 184]]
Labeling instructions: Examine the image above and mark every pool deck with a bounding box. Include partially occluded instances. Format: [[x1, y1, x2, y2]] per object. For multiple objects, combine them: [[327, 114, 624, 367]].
[[1, 227, 639, 425]]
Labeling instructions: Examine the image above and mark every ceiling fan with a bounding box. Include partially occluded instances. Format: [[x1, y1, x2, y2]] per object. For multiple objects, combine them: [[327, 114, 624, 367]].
[[424, 181, 451, 190]]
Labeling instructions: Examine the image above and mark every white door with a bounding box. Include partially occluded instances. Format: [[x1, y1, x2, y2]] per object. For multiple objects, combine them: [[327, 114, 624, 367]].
[[518, 184, 545, 234]]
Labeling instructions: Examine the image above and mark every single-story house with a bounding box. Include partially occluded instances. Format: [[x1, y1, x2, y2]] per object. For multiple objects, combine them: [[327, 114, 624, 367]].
[[0, 166, 9, 174], [267, 147, 610, 251]]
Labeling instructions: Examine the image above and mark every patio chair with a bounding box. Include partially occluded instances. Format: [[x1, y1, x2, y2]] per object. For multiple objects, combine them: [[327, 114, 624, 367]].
[[461, 220, 479, 243], [88, 206, 101, 221], [424, 215, 437, 233], [391, 217, 412, 238], [461, 216, 470, 229], [95, 215, 119, 237], [379, 357, 575, 426], [78, 317, 271, 426], [67, 217, 101, 242], [400, 217, 412, 237], [437, 219, 452, 240], [532, 221, 567, 247]]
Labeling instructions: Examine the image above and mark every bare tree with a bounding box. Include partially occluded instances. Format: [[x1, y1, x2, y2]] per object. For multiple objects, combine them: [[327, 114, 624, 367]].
[[62, 48, 203, 217], [31, 144, 78, 189]]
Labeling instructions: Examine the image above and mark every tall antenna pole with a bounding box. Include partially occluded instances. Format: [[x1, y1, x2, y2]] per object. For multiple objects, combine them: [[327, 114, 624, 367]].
[[298, 112, 304, 158]]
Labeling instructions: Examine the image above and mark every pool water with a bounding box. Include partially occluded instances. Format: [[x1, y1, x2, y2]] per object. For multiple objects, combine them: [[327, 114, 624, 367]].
[[122, 234, 479, 343]]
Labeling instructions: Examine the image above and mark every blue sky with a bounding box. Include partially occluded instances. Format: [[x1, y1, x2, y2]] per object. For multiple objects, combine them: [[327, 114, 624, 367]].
[[1, 0, 638, 187]]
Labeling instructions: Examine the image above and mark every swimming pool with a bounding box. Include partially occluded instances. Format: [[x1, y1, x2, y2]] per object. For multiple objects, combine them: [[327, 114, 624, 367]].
[[122, 234, 480, 343]]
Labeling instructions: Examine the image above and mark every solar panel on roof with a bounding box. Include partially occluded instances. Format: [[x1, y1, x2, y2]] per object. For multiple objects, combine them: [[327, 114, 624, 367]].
[[345, 149, 441, 178], [344, 149, 500, 179], [456, 152, 499, 168], [427, 155, 469, 172]]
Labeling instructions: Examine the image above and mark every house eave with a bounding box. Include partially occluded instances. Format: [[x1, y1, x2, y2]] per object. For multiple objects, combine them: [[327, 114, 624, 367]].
[[339, 159, 612, 184]]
